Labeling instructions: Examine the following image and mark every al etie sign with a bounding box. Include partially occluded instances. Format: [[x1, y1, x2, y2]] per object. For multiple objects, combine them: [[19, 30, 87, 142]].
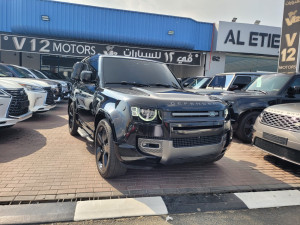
[[215, 21, 281, 56], [278, 0, 300, 74], [0, 33, 201, 66]]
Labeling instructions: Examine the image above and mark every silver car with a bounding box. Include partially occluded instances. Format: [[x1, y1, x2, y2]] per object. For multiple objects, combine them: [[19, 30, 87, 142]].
[[252, 103, 300, 165]]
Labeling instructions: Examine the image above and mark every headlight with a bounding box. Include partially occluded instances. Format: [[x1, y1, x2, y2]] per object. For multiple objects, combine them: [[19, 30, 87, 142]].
[[224, 108, 229, 119], [18, 83, 45, 92], [131, 107, 158, 121]]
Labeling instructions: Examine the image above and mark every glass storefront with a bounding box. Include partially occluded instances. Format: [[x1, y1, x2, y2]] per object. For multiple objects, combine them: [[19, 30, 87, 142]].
[[41, 55, 83, 79], [225, 54, 278, 73]]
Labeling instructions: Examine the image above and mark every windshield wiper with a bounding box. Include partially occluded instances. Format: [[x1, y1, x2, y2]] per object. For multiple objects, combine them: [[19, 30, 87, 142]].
[[248, 89, 267, 94], [149, 83, 180, 89], [105, 81, 150, 87]]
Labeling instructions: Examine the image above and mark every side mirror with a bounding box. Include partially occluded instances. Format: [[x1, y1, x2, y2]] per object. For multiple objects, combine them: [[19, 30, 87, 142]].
[[80, 71, 93, 83], [229, 85, 239, 91], [182, 82, 189, 87], [71, 62, 85, 80], [287, 86, 300, 97]]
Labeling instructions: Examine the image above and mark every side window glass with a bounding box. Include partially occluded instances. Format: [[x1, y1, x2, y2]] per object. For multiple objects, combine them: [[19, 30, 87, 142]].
[[232, 76, 251, 89], [289, 77, 300, 98]]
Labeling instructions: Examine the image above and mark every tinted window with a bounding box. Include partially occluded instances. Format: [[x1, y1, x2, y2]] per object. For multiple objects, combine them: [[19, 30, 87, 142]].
[[208, 75, 234, 89], [103, 58, 180, 87], [31, 70, 47, 79], [290, 77, 300, 87], [189, 77, 211, 89], [232, 76, 252, 89]]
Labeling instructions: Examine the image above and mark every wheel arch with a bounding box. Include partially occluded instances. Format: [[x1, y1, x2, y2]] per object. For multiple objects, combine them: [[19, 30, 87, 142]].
[[95, 110, 117, 142]]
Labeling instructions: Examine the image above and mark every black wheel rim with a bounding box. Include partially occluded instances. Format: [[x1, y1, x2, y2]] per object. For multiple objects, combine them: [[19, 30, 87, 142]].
[[68, 104, 74, 129], [244, 115, 256, 137], [96, 126, 109, 170]]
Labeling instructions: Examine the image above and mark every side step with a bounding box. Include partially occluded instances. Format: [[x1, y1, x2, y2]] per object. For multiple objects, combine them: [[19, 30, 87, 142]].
[[77, 127, 94, 143]]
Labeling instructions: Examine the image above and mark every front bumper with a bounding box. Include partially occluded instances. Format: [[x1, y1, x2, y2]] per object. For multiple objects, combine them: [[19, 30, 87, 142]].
[[252, 121, 300, 165], [0, 111, 32, 127], [116, 119, 232, 167], [33, 104, 56, 113]]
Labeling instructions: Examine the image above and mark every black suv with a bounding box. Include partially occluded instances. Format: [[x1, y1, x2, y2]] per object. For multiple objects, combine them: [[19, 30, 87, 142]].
[[216, 73, 300, 143], [68, 55, 232, 178]]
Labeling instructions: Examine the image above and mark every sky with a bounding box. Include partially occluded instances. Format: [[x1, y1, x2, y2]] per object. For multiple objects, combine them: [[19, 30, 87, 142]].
[[54, 0, 285, 27]]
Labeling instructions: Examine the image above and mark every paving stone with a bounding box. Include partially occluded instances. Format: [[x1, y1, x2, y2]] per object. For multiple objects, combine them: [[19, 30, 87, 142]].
[[0, 102, 299, 202]]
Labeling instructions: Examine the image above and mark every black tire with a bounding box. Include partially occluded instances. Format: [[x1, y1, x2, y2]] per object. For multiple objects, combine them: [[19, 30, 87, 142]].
[[236, 111, 260, 143], [68, 102, 78, 136], [95, 119, 127, 178]]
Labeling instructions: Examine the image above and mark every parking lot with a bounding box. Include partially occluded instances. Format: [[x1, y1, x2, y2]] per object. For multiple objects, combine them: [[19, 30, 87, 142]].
[[0, 101, 299, 204]]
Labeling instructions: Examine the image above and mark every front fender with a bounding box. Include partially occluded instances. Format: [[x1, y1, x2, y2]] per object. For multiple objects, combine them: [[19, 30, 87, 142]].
[[95, 99, 132, 143]]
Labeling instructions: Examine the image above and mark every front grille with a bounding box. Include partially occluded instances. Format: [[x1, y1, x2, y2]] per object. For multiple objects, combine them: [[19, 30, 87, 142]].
[[4, 89, 29, 116], [261, 111, 300, 132], [44, 87, 55, 105], [172, 135, 222, 148], [254, 137, 300, 164], [172, 111, 220, 118]]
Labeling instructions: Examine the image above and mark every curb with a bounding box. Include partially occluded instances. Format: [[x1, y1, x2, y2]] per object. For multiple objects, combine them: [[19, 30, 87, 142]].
[[1, 190, 300, 224]]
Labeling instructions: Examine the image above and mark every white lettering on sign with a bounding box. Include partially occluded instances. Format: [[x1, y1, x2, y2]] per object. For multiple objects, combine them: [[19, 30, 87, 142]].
[[12, 37, 26, 50]]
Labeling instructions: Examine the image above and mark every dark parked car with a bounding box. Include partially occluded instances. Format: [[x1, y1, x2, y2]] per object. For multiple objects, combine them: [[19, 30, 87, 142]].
[[215, 73, 300, 143], [190, 72, 272, 95], [68, 55, 232, 178]]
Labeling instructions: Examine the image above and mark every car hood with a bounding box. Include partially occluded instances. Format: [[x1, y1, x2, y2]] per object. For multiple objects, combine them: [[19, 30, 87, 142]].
[[0, 79, 23, 89], [264, 103, 300, 117], [107, 87, 227, 111], [0, 77, 50, 87]]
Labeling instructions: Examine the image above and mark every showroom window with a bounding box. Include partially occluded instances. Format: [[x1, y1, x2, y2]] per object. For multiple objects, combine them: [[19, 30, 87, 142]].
[[225, 54, 278, 73]]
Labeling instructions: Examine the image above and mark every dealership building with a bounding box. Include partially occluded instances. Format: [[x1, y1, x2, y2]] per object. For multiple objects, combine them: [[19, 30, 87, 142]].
[[0, 0, 281, 78]]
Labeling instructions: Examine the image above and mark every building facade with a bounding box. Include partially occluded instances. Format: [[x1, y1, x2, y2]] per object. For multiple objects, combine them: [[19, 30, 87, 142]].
[[0, 0, 213, 78], [206, 21, 281, 76]]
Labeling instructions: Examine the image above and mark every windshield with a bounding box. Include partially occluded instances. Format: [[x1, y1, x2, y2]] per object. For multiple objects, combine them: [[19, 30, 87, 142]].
[[103, 57, 181, 88], [30, 70, 48, 79], [0, 65, 13, 77], [188, 77, 210, 89], [6, 66, 33, 78], [208, 75, 234, 89], [246, 74, 291, 93]]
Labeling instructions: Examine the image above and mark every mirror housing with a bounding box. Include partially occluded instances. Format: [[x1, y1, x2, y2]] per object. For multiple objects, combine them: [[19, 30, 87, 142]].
[[229, 85, 239, 91], [71, 62, 85, 80], [80, 71, 93, 83], [287, 86, 300, 97], [182, 82, 189, 87]]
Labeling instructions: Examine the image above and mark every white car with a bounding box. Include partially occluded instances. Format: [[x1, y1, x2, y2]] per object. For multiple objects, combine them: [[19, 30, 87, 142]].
[[1, 64, 62, 103], [0, 79, 55, 113], [29, 69, 72, 99], [0, 82, 32, 127]]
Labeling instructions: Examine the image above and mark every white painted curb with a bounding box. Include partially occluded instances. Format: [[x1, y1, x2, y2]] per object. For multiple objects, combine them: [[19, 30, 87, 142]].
[[74, 196, 168, 221], [235, 190, 300, 209]]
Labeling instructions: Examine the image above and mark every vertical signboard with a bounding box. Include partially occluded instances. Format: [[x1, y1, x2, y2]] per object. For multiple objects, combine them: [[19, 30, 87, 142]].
[[278, 0, 300, 74]]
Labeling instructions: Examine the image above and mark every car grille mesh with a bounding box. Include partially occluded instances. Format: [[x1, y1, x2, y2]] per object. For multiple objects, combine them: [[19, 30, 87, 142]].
[[172, 135, 222, 148], [4, 89, 29, 116], [44, 87, 55, 105], [261, 111, 300, 132]]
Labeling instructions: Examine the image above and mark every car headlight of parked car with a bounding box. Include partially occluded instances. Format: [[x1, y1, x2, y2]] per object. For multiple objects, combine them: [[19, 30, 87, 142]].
[[131, 107, 158, 121], [19, 83, 45, 92]]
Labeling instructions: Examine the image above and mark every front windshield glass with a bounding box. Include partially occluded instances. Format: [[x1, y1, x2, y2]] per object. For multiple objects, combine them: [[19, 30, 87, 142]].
[[0, 65, 13, 77], [6, 66, 33, 78], [31, 70, 47, 79], [208, 75, 234, 89], [103, 57, 181, 88], [189, 77, 210, 89], [246, 74, 291, 93]]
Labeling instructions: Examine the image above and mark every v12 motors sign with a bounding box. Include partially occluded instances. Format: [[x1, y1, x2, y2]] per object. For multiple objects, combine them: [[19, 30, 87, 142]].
[[0, 33, 201, 66], [278, 0, 300, 74]]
